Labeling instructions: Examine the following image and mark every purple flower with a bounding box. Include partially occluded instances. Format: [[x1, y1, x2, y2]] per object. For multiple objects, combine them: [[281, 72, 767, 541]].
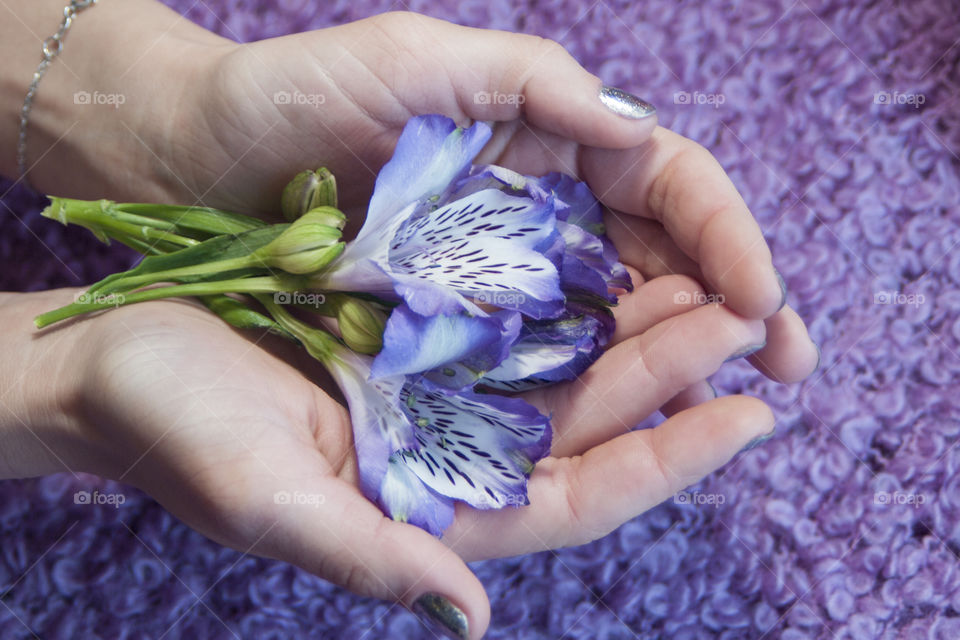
[[313, 115, 632, 534], [318, 115, 565, 319], [324, 343, 551, 536]]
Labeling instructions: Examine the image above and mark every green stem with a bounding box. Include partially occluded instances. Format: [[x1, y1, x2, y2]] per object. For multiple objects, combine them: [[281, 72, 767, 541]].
[[35, 276, 304, 329], [44, 197, 264, 244], [46, 199, 201, 249], [257, 294, 340, 362], [201, 295, 295, 341], [95, 254, 261, 294]]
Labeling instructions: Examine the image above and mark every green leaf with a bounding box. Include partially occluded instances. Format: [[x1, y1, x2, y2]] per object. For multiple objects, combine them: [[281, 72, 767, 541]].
[[118, 203, 267, 237], [87, 226, 288, 295]]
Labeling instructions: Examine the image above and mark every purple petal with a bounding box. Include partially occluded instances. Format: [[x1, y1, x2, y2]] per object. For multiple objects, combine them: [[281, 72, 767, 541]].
[[395, 386, 552, 510], [379, 460, 455, 536], [384, 188, 565, 317], [367, 116, 492, 230], [482, 303, 614, 391], [371, 305, 521, 392], [324, 350, 414, 500]]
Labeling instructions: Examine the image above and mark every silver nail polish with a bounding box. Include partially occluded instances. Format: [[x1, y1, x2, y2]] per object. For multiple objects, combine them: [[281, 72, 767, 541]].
[[414, 593, 469, 640], [599, 85, 656, 119], [724, 342, 766, 363], [742, 430, 775, 452], [774, 268, 787, 311]]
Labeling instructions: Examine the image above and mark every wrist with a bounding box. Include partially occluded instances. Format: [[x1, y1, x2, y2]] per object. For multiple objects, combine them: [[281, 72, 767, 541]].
[[0, 290, 103, 479], [10, 0, 235, 201]]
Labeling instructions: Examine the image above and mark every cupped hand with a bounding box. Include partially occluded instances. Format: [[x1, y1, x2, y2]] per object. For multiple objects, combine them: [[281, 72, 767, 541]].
[[164, 11, 818, 388], [32, 274, 771, 639]]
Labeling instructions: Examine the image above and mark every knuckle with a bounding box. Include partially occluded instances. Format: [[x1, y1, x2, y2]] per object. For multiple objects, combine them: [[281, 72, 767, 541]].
[[558, 458, 608, 546], [647, 142, 714, 222]]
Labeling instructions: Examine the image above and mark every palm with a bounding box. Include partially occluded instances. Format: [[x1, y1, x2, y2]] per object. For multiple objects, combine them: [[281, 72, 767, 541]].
[[78, 299, 358, 546]]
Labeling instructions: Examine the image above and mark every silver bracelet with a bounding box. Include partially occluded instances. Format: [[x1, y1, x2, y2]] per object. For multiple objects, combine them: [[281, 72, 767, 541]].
[[17, 0, 98, 185]]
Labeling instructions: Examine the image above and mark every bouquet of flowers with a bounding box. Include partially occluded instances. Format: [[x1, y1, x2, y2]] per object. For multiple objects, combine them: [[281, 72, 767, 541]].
[[36, 115, 631, 536]]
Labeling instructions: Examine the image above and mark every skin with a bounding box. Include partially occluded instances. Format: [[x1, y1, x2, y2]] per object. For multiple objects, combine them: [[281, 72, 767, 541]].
[[0, 2, 820, 637]]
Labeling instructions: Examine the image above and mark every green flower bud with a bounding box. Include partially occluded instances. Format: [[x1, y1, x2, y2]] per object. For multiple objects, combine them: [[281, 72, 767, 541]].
[[281, 168, 338, 221], [302, 205, 346, 231], [336, 297, 387, 355], [256, 209, 346, 274]]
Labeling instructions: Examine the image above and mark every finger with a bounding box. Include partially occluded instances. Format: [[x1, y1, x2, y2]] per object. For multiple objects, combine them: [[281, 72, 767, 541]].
[[526, 303, 766, 458], [746, 305, 820, 383], [258, 477, 489, 639], [610, 273, 710, 346], [605, 209, 701, 281], [660, 379, 716, 417], [372, 13, 657, 148], [445, 396, 774, 560], [582, 128, 784, 319]]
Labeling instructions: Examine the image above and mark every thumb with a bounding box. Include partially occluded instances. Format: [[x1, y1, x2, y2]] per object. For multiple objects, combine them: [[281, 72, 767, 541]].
[[260, 479, 488, 640], [381, 12, 658, 149]]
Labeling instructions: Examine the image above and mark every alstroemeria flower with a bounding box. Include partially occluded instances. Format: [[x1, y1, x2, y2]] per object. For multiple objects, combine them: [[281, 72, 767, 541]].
[[318, 115, 565, 320], [324, 341, 551, 536], [482, 300, 616, 392], [367, 165, 630, 393]]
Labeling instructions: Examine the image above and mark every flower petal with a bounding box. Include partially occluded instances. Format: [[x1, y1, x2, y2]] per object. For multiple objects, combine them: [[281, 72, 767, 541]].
[[379, 459, 455, 536], [325, 348, 458, 535], [395, 387, 552, 510], [367, 116, 492, 230], [371, 305, 521, 392], [482, 303, 615, 391], [546, 173, 633, 292], [385, 188, 565, 317]]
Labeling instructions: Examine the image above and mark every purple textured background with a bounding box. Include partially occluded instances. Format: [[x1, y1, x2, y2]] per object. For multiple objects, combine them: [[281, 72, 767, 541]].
[[1, 0, 958, 638]]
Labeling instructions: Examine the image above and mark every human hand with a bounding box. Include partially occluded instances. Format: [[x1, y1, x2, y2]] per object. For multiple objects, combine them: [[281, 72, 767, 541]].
[[18, 5, 815, 389], [10, 281, 771, 639], [185, 10, 818, 388]]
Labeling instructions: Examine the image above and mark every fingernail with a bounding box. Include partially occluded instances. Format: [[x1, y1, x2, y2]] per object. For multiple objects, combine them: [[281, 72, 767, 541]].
[[414, 593, 469, 640], [742, 430, 776, 452], [708, 382, 718, 398], [599, 85, 656, 119], [724, 342, 766, 363], [774, 268, 787, 311], [813, 341, 821, 371]]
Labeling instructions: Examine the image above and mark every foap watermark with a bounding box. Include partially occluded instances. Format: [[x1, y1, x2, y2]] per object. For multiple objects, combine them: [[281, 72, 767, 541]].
[[273, 90, 326, 108], [74, 490, 126, 509], [674, 91, 725, 108], [274, 291, 326, 307], [674, 291, 725, 305], [874, 91, 925, 108], [473, 291, 527, 307], [873, 291, 925, 307], [473, 90, 526, 106], [875, 491, 926, 508], [74, 90, 126, 109], [273, 490, 326, 508], [475, 493, 528, 508], [674, 491, 726, 508], [74, 291, 125, 306]]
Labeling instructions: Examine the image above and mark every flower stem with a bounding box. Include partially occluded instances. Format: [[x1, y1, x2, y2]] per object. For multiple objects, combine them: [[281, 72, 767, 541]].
[[257, 294, 341, 363], [34, 276, 304, 329], [95, 254, 263, 294], [43, 197, 264, 244]]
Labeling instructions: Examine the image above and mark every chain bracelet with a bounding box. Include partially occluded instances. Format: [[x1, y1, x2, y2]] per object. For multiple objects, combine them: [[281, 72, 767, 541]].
[[16, 0, 98, 185]]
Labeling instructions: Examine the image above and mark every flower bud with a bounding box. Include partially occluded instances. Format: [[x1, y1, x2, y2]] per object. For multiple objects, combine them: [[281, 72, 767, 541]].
[[336, 297, 387, 355], [257, 209, 346, 274], [281, 168, 338, 221]]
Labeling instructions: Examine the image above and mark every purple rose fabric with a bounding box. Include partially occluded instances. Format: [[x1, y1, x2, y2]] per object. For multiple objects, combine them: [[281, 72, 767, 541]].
[[1, 0, 957, 637]]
